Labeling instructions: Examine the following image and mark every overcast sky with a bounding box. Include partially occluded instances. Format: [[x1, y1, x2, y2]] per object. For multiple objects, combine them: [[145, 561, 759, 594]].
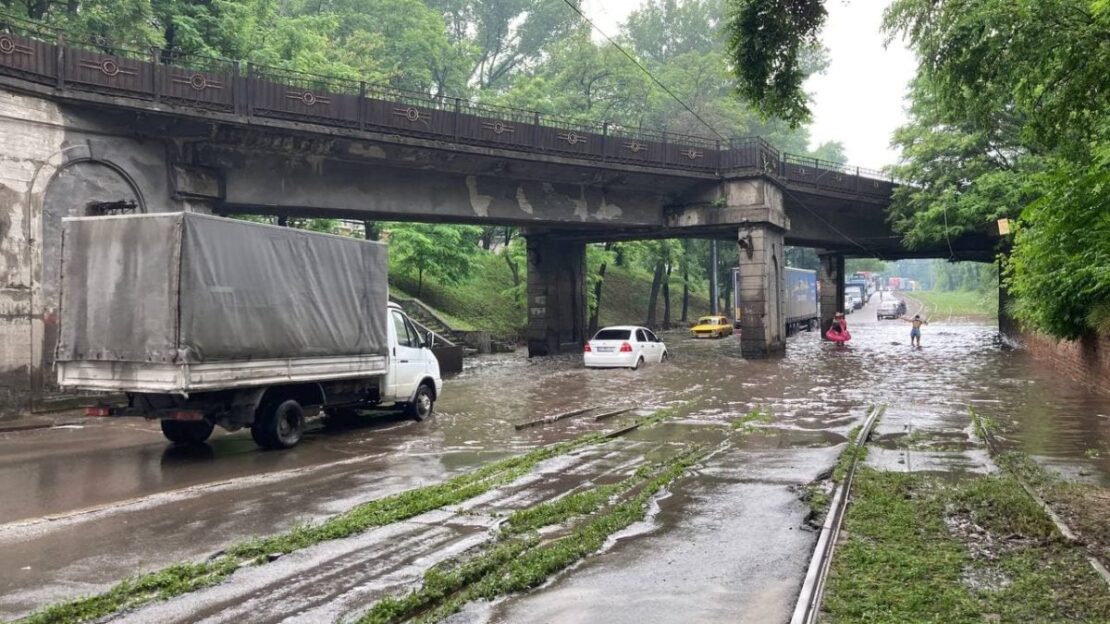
[[579, 0, 918, 168]]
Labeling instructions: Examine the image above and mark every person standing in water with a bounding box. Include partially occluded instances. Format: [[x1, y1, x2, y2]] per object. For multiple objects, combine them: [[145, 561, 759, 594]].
[[901, 314, 928, 347]]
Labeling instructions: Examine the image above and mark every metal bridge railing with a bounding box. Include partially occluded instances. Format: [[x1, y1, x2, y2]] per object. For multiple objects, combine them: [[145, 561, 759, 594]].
[[0, 13, 894, 198]]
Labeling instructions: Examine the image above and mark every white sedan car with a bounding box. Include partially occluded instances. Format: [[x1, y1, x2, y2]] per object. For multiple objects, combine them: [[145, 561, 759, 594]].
[[583, 326, 668, 369]]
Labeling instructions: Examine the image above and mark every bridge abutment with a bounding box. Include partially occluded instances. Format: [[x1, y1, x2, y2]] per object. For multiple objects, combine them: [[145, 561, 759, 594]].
[[818, 251, 846, 337], [525, 235, 587, 357]]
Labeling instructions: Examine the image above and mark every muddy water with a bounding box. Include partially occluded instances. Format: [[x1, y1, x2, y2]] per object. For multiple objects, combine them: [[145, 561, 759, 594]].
[[0, 296, 1107, 621]]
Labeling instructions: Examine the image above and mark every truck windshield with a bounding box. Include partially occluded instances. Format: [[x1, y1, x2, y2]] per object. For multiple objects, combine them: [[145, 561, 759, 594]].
[[594, 329, 631, 341]]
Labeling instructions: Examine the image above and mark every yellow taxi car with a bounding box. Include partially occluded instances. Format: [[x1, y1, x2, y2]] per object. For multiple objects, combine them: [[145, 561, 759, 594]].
[[690, 315, 734, 338]]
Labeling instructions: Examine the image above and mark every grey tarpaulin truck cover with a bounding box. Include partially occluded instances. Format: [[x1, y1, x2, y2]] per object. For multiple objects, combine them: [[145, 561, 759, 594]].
[[56, 212, 389, 392]]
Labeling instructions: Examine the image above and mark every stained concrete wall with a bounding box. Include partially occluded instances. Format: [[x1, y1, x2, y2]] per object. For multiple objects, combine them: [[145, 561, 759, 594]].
[[0, 87, 185, 419], [217, 152, 665, 226], [525, 236, 586, 356], [817, 252, 846, 336]]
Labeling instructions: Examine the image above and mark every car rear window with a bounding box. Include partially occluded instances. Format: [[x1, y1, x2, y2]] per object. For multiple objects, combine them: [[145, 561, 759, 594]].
[[594, 329, 631, 341]]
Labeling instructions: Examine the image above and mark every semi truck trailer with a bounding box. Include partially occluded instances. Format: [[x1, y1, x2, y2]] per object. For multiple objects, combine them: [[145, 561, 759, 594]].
[[784, 268, 820, 334], [56, 212, 443, 449], [731, 267, 819, 336]]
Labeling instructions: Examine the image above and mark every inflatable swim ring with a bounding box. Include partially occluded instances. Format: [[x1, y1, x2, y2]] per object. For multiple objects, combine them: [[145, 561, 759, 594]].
[[825, 327, 852, 343]]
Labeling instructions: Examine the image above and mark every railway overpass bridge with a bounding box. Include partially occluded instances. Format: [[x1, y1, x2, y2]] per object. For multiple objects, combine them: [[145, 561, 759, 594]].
[[0, 17, 997, 414]]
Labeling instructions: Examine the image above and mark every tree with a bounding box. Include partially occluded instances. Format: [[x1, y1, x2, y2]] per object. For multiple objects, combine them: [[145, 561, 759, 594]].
[[386, 222, 481, 296], [588, 242, 615, 334], [784, 246, 818, 271], [427, 0, 584, 91], [723, 0, 827, 127], [884, 0, 1110, 337]]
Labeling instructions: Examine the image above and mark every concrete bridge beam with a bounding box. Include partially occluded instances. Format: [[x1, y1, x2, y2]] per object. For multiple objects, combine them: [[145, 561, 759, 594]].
[[525, 235, 587, 357]]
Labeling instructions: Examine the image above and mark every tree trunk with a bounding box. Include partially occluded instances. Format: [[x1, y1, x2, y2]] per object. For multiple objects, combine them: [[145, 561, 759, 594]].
[[722, 268, 732, 319], [646, 260, 664, 328], [662, 262, 672, 330], [505, 252, 520, 288], [363, 220, 379, 241], [681, 265, 690, 323], [589, 242, 613, 334], [417, 269, 424, 297]]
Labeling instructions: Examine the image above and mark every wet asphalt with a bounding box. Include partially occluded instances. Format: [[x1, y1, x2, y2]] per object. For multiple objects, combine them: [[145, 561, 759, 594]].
[[1, 295, 1108, 622]]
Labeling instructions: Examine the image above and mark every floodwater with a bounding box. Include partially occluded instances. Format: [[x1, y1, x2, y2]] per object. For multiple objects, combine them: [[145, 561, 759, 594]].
[[0, 296, 1106, 622]]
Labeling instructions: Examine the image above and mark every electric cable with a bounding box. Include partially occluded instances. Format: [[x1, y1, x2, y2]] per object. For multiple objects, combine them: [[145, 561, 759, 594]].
[[559, 0, 727, 141]]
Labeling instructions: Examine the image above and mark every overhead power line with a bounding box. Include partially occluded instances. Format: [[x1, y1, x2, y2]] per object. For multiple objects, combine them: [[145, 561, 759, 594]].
[[558, 0, 727, 141]]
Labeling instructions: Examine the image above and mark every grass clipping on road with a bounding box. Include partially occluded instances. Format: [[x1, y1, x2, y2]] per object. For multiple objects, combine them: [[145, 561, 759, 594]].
[[19, 403, 699, 624], [357, 448, 706, 624], [19, 435, 605, 624], [822, 468, 1110, 623]]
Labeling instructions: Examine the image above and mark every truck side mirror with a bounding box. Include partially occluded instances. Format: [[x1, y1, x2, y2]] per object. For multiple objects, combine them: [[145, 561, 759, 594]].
[[424, 331, 435, 349]]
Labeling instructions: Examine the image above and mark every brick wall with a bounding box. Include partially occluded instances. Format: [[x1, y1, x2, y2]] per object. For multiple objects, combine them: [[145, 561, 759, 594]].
[[1006, 328, 1110, 395]]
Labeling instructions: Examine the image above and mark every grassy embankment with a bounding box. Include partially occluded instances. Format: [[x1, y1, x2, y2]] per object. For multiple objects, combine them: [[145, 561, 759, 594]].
[[904, 290, 998, 320], [390, 252, 714, 340]]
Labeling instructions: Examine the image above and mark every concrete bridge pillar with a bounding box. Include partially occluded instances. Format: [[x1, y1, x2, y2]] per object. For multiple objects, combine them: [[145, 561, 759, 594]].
[[525, 235, 587, 356], [818, 251, 846, 337], [735, 225, 787, 358]]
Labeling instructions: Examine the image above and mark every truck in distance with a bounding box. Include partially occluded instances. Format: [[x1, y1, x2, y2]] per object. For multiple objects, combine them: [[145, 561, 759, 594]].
[[56, 212, 442, 450]]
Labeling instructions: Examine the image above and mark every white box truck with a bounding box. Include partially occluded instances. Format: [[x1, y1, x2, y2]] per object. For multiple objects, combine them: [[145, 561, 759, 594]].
[[55, 213, 443, 449]]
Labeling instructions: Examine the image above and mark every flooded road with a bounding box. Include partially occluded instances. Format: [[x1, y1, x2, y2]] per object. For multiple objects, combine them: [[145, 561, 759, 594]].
[[1, 295, 1107, 621]]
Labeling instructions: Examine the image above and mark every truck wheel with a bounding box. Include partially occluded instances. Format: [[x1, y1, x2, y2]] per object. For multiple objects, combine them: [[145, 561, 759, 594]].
[[252, 399, 306, 449], [405, 384, 434, 421], [161, 419, 214, 446]]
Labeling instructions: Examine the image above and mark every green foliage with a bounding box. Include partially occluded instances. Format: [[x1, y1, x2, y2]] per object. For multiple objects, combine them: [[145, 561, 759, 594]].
[[845, 258, 890, 274], [1004, 162, 1110, 338], [785, 246, 819, 270], [907, 290, 998, 319], [885, 0, 1110, 338], [723, 0, 827, 127], [386, 223, 481, 296]]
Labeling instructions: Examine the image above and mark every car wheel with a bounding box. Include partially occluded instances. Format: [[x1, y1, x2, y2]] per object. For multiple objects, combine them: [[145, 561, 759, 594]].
[[252, 399, 305, 449], [631, 356, 644, 370], [661, 350, 669, 362], [405, 384, 434, 422], [160, 419, 214, 446]]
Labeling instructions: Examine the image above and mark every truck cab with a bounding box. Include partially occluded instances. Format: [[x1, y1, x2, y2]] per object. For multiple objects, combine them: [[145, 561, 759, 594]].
[[384, 302, 443, 410]]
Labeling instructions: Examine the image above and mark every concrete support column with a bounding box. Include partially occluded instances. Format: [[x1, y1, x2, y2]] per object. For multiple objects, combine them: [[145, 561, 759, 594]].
[[525, 235, 587, 356], [736, 225, 787, 358], [817, 251, 845, 337]]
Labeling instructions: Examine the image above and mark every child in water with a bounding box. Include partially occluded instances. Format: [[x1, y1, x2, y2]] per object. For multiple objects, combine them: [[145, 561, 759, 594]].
[[825, 312, 851, 344], [901, 314, 928, 347]]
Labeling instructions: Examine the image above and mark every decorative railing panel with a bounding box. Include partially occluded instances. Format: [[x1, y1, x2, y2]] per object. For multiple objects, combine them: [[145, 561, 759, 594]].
[[0, 30, 55, 79], [159, 53, 238, 111], [64, 48, 154, 95], [0, 13, 893, 198]]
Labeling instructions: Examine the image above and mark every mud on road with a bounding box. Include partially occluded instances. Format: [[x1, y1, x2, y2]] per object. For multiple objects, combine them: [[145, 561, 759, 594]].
[[2, 296, 1108, 622]]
